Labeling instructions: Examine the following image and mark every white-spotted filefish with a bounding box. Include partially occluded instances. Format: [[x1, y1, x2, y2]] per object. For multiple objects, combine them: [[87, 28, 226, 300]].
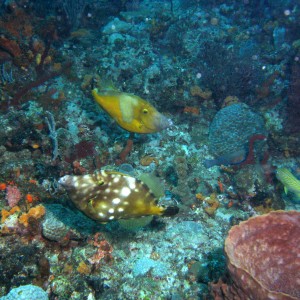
[[59, 170, 179, 222]]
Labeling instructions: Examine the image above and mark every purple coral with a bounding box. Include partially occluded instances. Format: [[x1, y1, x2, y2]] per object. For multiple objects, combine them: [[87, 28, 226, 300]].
[[5, 185, 22, 208]]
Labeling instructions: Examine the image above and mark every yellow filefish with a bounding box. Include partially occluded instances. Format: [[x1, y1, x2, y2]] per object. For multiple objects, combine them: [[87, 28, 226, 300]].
[[59, 170, 179, 223], [276, 168, 300, 200], [92, 88, 173, 133]]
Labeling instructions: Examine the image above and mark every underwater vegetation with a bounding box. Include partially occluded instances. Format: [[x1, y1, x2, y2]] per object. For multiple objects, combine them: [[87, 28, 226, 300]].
[[0, 0, 300, 299]]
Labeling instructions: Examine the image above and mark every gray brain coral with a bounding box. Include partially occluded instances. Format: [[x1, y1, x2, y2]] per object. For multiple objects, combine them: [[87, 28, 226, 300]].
[[208, 103, 267, 158], [42, 216, 69, 242]]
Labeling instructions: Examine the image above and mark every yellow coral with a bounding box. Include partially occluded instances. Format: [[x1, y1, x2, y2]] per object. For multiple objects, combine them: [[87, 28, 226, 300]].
[[18, 205, 45, 227], [197, 193, 220, 216], [253, 198, 274, 214], [77, 261, 91, 275], [190, 86, 212, 99], [222, 96, 240, 108], [140, 156, 159, 166], [195, 193, 206, 201], [1, 206, 21, 223]]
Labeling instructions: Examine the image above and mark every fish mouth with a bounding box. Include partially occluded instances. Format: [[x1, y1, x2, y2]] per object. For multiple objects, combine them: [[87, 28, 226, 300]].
[[58, 175, 73, 189]]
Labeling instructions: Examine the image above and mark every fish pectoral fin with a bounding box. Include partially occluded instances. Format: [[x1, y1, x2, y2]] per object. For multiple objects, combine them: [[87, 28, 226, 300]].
[[129, 119, 143, 128], [284, 186, 288, 194], [87, 200, 96, 210]]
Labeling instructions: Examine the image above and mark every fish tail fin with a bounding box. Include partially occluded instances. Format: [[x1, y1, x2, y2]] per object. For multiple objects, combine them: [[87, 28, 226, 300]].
[[162, 206, 179, 216], [92, 88, 99, 98], [98, 78, 118, 92]]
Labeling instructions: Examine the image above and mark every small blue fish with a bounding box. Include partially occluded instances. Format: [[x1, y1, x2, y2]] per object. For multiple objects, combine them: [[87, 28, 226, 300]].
[[204, 149, 247, 168]]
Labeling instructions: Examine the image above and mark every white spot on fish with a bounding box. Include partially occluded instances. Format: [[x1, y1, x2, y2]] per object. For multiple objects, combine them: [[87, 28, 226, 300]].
[[113, 177, 120, 183], [127, 177, 136, 189], [118, 207, 124, 212], [99, 212, 105, 217], [108, 208, 114, 214], [105, 188, 111, 193], [101, 204, 108, 209], [113, 189, 119, 193], [120, 187, 131, 197], [112, 198, 121, 205], [109, 216, 114, 220]]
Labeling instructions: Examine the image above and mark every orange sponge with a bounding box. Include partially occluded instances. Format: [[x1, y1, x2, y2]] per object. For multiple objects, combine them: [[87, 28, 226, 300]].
[[19, 205, 46, 227]]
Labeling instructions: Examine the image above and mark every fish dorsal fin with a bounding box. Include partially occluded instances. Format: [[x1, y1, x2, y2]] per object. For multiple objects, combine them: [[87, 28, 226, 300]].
[[104, 170, 131, 177]]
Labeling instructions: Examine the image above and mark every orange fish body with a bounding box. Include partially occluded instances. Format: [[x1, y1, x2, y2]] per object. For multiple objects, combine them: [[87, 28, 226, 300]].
[[92, 89, 172, 133]]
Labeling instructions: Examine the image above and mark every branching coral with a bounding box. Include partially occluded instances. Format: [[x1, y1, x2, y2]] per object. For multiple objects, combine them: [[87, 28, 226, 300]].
[[87, 232, 113, 269]]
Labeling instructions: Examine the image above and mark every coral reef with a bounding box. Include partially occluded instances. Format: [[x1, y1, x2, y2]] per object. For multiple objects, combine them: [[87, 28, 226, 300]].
[[0, 0, 299, 298]]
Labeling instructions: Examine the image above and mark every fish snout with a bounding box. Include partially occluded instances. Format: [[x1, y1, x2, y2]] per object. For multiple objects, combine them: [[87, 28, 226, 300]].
[[58, 175, 74, 190], [153, 113, 173, 131]]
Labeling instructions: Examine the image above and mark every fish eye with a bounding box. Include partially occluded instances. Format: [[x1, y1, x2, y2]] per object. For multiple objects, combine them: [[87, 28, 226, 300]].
[[142, 109, 148, 114]]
